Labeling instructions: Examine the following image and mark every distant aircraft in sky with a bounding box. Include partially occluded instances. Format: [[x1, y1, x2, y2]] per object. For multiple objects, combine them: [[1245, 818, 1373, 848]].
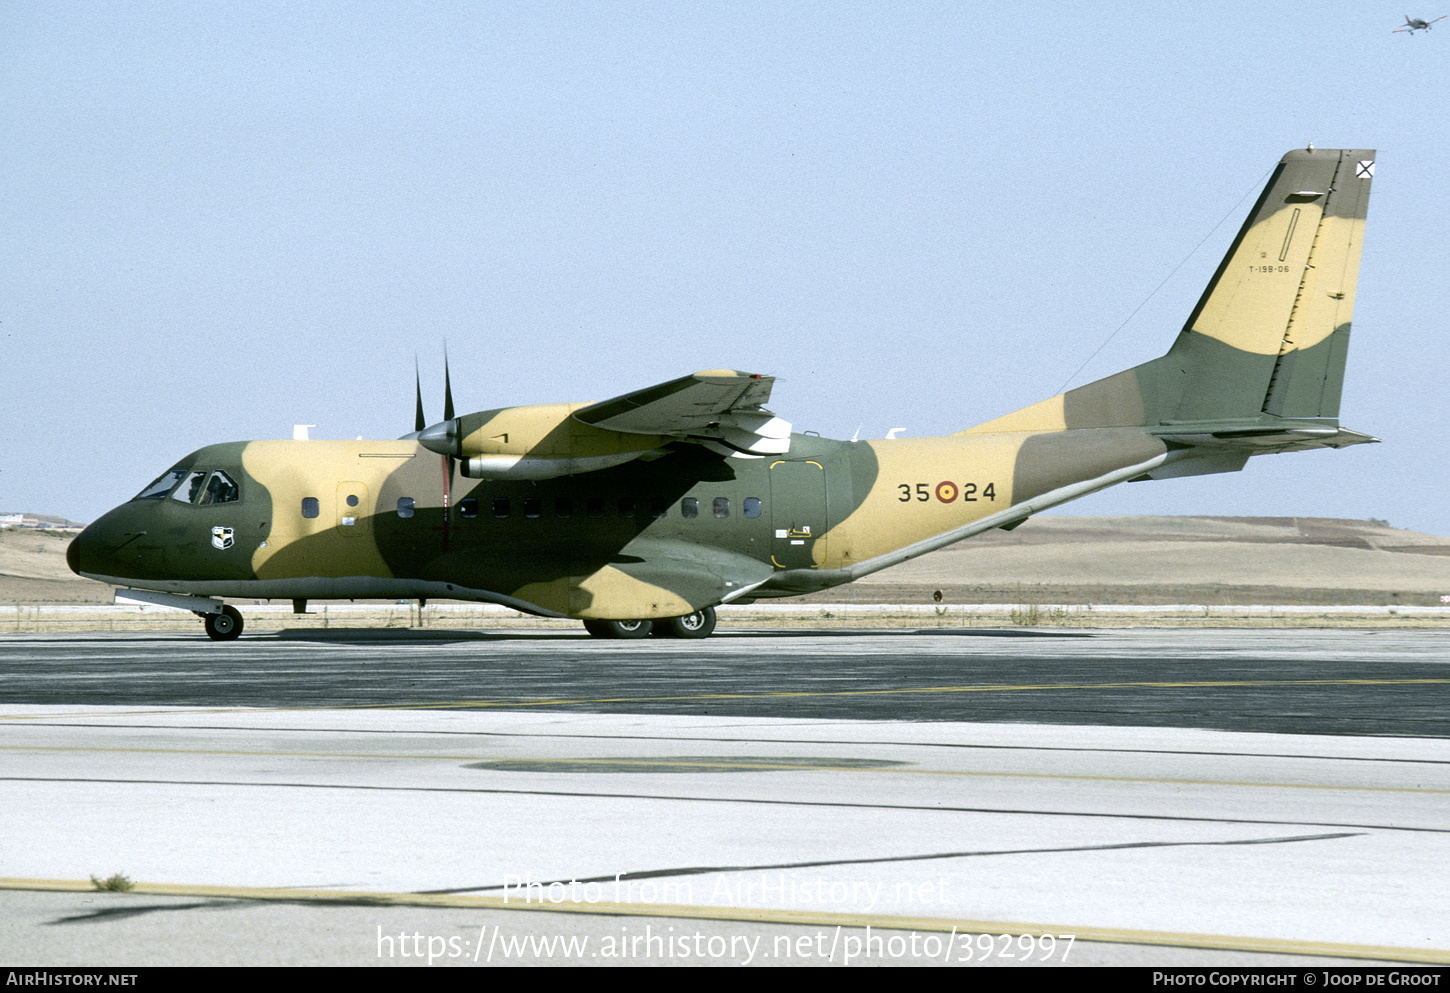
[[1393, 15, 1446, 33], [69, 148, 1378, 641]]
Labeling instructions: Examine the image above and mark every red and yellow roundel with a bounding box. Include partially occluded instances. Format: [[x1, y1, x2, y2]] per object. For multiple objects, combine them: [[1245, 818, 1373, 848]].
[[935, 481, 958, 503]]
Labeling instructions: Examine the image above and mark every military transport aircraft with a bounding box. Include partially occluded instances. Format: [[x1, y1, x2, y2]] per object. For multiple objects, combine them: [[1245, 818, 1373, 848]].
[[68, 147, 1377, 640], [1394, 15, 1446, 32]]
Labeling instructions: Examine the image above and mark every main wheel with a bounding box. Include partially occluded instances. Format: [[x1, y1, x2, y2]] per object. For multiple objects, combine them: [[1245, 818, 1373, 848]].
[[204, 605, 243, 641], [608, 619, 653, 639], [666, 606, 716, 639], [582, 619, 654, 638]]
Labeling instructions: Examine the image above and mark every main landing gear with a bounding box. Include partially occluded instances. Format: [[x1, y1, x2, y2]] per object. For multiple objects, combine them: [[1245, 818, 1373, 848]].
[[582, 606, 717, 640], [202, 604, 244, 641]]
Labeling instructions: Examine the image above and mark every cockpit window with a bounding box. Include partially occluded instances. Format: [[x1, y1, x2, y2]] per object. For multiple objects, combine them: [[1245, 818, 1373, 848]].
[[134, 468, 191, 500], [197, 470, 240, 505], [172, 471, 208, 503], [149, 469, 241, 505]]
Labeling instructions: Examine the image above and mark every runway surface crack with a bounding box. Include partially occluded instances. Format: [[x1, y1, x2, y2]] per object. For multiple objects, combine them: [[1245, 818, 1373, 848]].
[[419, 831, 1363, 895]]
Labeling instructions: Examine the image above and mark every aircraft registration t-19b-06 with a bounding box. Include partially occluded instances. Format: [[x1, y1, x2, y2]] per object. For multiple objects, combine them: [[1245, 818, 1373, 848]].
[[70, 147, 1377, 640]]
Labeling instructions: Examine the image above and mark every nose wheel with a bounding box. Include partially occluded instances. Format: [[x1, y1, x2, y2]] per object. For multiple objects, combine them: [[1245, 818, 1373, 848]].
[[203, 605, 244, 641]]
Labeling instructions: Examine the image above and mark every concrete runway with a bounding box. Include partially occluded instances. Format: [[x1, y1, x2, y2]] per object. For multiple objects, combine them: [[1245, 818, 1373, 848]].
[[1, 627, 1448, 966]]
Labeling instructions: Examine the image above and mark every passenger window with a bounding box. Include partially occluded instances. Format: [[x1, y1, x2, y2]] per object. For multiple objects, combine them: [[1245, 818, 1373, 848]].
[[301, 497, 320, 519], [493, 497, 510, 518], [555, 496, 573, 519], [459, 497, 478, 519], [397, 497, 415, 518], [744, 497, 762, 518], [680, 497, 698, 519], [713, 497, 730, 519], [618, 497, 636, 519], [587, 496, 605, 519], [524, 496, 542, 519], [650, 497, 667, 519]]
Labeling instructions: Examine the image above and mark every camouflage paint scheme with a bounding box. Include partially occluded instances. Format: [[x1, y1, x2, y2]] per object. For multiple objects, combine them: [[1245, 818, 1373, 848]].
[[68, 148, 1377, 636]]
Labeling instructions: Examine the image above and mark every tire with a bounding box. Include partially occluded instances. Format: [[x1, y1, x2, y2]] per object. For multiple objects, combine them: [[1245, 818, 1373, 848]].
[[666, 606, 716, 639], [204, 605, 243, 641], [582, 619, 613, 638], [607, 619, 653, 639]]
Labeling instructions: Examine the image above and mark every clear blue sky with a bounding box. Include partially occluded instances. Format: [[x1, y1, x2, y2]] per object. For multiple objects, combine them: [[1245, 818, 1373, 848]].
[[4, 2, 1447, 532]]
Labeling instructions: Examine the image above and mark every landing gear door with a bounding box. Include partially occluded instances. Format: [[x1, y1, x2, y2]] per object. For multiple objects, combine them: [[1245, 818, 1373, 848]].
[[769, 460, 827, 569]]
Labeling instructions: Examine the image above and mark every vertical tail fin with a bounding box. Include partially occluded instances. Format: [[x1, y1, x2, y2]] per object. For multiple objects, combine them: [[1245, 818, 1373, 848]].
[[1151, 147, 1374, 424], [964, 148, 1374, 437]]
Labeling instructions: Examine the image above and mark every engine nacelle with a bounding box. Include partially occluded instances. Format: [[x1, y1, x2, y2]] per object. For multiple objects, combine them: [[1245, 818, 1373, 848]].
[[418, 403, 668, 479]]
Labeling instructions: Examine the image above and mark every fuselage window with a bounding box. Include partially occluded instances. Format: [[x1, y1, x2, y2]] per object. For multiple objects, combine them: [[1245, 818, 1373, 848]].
[[459, 497, 479, 519], [713, 497, 730, 519], [744, 497, 762, 518], [680, 497, 698, 519], [301, 497, 320, 519], [524, 496, 542, 519], [397, 497, 415, 519], [587, 496, 606, 519], [493, 497, 510, 518], [650, 497, 668, 519], [555, 496, 573, 519], [618, 497, 636, 519], [134, 468, 190, 501]]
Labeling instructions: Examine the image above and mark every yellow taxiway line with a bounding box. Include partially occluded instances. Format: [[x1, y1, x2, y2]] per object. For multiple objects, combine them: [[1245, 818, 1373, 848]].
[[2, 877, 1446, 964]]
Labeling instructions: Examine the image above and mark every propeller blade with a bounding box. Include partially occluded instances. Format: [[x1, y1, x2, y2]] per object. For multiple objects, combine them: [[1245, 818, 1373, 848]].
[[414, 359, 427, 434], [441, 345, 456, 552], [443, 346, 455, 422], [441, 451, 453, 554]]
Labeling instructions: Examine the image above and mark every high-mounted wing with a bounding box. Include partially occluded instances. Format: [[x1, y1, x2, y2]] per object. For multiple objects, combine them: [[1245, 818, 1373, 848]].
[[416, 368, 794, 480], [573, 369, 792, 457]]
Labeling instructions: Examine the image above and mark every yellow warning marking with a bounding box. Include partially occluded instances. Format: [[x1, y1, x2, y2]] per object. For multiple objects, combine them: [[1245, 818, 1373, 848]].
[[0, 877, 1445, 964]]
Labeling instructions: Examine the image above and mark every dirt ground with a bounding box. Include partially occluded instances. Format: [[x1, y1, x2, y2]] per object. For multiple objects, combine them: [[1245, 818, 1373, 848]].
[[5, 515, 1450, 607]]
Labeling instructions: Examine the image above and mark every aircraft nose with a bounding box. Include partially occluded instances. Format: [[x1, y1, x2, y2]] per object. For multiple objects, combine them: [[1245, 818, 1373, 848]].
[[67, 525, 95, 576], [66, 511, 137, 581]]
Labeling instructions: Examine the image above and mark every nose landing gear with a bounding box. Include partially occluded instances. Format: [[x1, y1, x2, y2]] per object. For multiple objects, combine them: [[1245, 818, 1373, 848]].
[[203, 605, 244, 641]]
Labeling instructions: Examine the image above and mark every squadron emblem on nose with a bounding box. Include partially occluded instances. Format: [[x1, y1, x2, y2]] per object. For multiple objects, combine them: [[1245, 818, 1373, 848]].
[[211, 526, 234, 550]]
